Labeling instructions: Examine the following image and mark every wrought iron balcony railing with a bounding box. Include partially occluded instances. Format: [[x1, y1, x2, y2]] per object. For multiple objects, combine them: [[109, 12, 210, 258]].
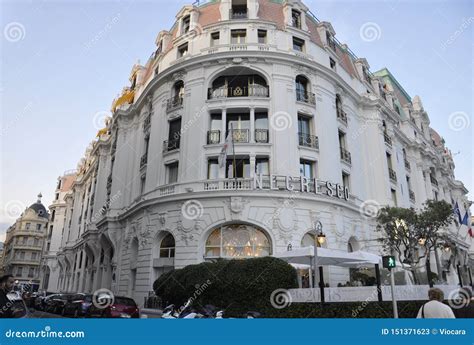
[[298, 132, 319, 149], [404, 159, 411, 172], [340, 147, 352, 164], [207, 85, 269, 99], [296, 90, 316, 105], [255, 129, 269, 143], [384, 133, 392, 147], [388, 168, 397, 182], [163, 138, 180, 152], [166, 95, 183, 112], [229, 8, 248, 19], [207, 130, 220, 145], [228, 129, 249, 143], [337, 108, 348, 124], [140, 154, 147, 169], [409, 190, 415, 202], [430, 176, 438, 187]]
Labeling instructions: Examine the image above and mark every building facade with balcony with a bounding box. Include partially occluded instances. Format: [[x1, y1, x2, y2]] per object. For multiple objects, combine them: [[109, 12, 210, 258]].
[[2, 194, 49, 291], [39, 171, 77, 292], [55, 0, 471, 304]]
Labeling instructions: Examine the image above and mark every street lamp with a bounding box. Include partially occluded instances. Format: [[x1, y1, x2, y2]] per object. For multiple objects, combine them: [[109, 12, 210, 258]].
[[313, 221, 325, 301]]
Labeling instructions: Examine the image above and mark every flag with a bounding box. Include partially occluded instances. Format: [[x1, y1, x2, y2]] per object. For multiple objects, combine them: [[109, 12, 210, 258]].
[[218, 130, 232, 168], [461, 211, 469, 226], [453, 202, 462, 224]]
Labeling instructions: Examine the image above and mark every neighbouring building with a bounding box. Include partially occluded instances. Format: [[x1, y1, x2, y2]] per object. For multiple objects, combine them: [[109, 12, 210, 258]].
[[2, 194, 49, 291], [39, 170, 77, 292], [55, 0, 472, 305], [0, 242, 4, 276]]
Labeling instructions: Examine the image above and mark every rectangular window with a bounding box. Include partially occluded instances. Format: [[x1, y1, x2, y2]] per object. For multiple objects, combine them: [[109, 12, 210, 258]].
[[17, 267, 23, 277], [207, 159, 219, 179], [292, 9, 301, 28], [342, 172, 350, 190], [386, 152, 393, 169], [292, 37, 305, 52], [25, 223, 31, 230], [256, 158, 270, 175], [258, 30, 267, 44], [231, 29, 246, 44], [140, 176, 146, 195], [166, 162, 179, 184], [211, 32, 220, 46], [338, 131, 346, 149], [330, 57, 336, 70], [31, 252, 37, 260], [36, 224, 41, 231], [226, 158, 250, 178], [182, 15, 190, 34], [299, 159, 314, 179], [167, 118, 182, 150], [178, 43, 188, 58], [391, 188, 397, 206]]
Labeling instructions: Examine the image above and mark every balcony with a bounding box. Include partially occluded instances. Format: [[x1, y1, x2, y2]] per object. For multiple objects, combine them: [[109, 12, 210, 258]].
[[140, 154, 147, 169], [166, 95, 183, 112], [255, 129, 269, 143], [207, 85, 269, 99], [388, 168, 397, 183], [143, 113, 151, 131], [409, 190, 415, 202], [384, 133, 392, 147], [163, 138, 180, 152], [430, 176, 438, 187], [228, 129, 249, 143], [298, 132, 319, 149], [337, 109, 348, 125], [229, 8, 248, 19], [207, 130, 220, 145], [296, 90, 316, 105], [340, 147, 352, 164], [404, 159, 411, 172]]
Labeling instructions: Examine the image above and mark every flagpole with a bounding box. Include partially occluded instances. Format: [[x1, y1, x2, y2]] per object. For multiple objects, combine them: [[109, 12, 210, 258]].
[[230, 123, 237, 190]]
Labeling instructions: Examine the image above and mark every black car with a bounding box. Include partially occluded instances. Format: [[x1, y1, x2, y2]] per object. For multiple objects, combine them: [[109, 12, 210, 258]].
[[44, 294, 75, 315], [62, 293, 93, 318]]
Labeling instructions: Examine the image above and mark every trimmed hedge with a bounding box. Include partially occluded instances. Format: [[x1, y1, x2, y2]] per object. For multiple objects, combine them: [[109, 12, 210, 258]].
[[153, 257, 298, 316]]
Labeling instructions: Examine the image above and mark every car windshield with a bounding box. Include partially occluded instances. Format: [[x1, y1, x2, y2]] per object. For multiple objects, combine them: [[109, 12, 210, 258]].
[[114, 297, 136, 306], [7, 293, 28, 318]]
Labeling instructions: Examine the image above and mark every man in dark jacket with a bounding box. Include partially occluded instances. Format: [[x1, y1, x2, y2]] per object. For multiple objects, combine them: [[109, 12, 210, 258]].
[[0, 275, 15, 318], [453, 287, 474, 318]]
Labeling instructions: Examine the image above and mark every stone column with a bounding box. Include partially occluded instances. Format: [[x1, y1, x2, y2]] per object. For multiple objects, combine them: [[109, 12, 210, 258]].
[[250, 107, 255, 143]]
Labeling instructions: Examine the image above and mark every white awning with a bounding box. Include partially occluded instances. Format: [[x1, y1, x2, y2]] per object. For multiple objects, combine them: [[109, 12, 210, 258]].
[[275, 246, 382, 268]]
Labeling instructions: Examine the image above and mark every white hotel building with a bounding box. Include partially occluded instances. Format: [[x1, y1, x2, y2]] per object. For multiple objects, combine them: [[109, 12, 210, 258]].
[[53, 0, 472, 304]]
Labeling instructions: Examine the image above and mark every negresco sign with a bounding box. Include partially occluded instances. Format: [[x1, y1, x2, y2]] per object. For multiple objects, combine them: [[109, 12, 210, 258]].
[[253, 174, 350, 201]]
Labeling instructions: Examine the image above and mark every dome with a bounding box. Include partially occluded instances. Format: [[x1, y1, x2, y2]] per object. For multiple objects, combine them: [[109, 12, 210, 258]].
[[28, 193, 48, 218]]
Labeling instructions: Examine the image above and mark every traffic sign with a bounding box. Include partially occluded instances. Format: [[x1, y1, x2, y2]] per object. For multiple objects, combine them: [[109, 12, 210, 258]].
[[382, 255, 396, 269]]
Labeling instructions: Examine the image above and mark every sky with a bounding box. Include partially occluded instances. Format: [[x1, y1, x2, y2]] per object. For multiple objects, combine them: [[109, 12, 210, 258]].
[[1, 0, 473, 242]]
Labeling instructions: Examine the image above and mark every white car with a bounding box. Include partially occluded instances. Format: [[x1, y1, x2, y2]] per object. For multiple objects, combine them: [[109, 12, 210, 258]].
[[7, 291, 30, 318]]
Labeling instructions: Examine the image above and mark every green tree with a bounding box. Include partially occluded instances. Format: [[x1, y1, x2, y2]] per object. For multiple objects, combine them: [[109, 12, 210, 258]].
[[376, 200, 454, 286]]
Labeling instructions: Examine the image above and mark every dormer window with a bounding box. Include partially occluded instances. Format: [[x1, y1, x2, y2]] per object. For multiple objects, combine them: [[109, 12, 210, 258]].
[[258, 30, 267, 44], [210, 32, 220, 46], [231, 0, 248, 19], [178, 43, 188, 58], [292, 9, 301, 29], [326, 31, 336, 51], [182, 15, 190, 34]]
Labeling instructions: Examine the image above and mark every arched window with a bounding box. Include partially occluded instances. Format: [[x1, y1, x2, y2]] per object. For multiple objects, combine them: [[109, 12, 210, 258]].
[[301, 232, 323, 248], [347, 237, 360, 253], [205, 224, 271, 258], [208, 67, 269, 99], [160, 233, 175, 258], [295, 75, 314, 104]]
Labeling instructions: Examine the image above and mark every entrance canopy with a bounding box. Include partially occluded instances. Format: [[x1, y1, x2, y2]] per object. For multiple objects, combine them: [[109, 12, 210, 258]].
[[274, 247, 381, 268]]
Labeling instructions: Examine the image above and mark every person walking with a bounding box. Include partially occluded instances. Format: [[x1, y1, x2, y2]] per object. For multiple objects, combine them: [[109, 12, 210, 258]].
[[452, 287, 474, 318], [416, 288, 455, 318], [0, 275, 15, 318]]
